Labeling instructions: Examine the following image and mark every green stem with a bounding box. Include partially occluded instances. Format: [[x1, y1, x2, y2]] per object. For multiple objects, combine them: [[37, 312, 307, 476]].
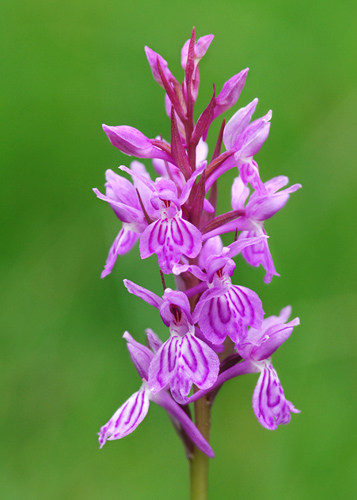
[[190, 394, 211, 500]]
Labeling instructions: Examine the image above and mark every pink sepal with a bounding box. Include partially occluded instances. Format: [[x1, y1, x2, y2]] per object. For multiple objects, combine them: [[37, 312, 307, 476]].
[[145, 46, 174, 87], [98, 386, 150, 448], [252, 360, 300, 430], [123, 279, 163, 309], [213, 69, 249, 120]]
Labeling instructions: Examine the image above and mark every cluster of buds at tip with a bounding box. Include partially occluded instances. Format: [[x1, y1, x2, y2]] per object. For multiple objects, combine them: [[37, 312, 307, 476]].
[[94, 28, 301, 457]]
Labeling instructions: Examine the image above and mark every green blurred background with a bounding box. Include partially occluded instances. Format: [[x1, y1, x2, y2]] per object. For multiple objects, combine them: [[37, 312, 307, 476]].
[[1, 0, 356, 498]]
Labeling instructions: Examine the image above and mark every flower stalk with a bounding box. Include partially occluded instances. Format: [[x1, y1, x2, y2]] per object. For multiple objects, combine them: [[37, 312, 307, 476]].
[[190, 394, 211, 500]]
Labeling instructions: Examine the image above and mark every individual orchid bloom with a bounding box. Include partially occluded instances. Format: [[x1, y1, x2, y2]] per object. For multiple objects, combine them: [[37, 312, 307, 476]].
[[102, 124, 174, 163], [205, 99, 271, 193], [202, 68, 249, 140], [93, 162, 159, 277], [186, 306, 300, 430], [123, 280, 220, 404], [237, 306, 301, 430], [119, 162, 205, 274], [99, 331, 214, 457], [173, 237, 265, 345], [231, 175, 302, 283]]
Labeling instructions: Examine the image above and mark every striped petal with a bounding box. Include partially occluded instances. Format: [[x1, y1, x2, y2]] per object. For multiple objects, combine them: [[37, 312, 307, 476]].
[[98, 386, 150, 448], [148, 336, 180, 393], [170, 333, 219, 403], [239, 230, 279, 284], [148, 333, 219, 404], [195, 285, 264, 345], [140, 216, 202, 274], [252, 361, 300, 430]]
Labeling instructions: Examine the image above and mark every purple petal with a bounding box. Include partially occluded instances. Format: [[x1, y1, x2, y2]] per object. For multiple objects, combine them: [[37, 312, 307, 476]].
[[247, 192, 292, 221], [101, 228, 140, 278], [145, 46, 173, 87], [195, 290, 242, 345], [238, 230, 279, 284], [170, 333, 219, 403], [231, 176, 250, 211], [213, 69, 249, 119], [123, 279, 163, 309], [104, 169, 139, 209], [172, 263, 207, 282], [236, 110, 272, 157], [237, 160, 266, 193], [146, 328, 163, 353], [251, 318, 300, 360], [103, 124, 172, 162], [252, 361, 300, 430], [237, 306, 300, 361], [98, 386, 150, 448], [93, 188, 143, 224], [195, 284, 264, 345], [149, 331, 219, 405], [181, 34, 214, 70], [227, 234, 268, 259], [123, 331, 154, 380], [140, 216, 202, 274], [198, 236, 223, 269], [264, 175, 289, 194], [148, 336, 180, 393], [223, 99, 258, 150]]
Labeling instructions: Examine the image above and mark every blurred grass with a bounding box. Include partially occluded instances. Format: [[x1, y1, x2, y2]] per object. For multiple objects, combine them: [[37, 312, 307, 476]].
[[1, 0, 357, 498]]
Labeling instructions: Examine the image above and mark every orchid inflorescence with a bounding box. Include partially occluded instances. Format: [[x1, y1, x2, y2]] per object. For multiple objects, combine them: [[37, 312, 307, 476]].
[[94, 28, 301, 459]]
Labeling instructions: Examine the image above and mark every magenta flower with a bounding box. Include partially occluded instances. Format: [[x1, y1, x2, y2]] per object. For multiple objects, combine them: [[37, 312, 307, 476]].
[[120, 161, 205, 274], [232, 175, 302, 283], [99, 331, 214, 457], [123, 280, 220, 404], [175, 237, 266, 345], [93, 162, 158, 277], [187, 306, 300, 430]]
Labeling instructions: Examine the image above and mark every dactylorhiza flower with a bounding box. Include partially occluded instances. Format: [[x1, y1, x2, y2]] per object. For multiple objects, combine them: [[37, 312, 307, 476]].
[[95, 28, 301, 462], [186, 306, 300, 430], [123, 280, 220, 404], [99, 330, 214, 457]]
